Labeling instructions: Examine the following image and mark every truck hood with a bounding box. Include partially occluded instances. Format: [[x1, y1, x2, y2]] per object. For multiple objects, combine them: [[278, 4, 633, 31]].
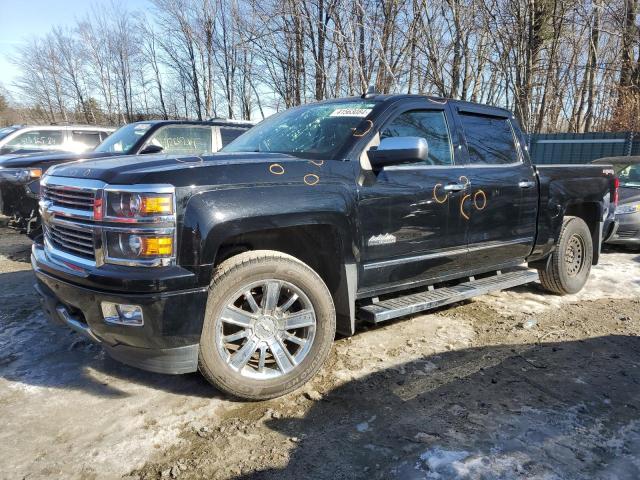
[[45, 151, 308, 186], [0, 150, 119, 169]]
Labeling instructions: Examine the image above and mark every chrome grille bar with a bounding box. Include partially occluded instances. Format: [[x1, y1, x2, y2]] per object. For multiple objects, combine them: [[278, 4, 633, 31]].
[[42, 184, 95, 211]]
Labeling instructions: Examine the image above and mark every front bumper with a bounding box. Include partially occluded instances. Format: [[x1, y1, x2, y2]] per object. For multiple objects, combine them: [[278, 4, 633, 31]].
[[605, 212, 640, 246], [32, 245, 209, 374]]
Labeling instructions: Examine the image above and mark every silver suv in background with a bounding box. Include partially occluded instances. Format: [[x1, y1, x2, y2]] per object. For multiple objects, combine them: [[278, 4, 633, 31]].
[[0, 125, 115, 155]]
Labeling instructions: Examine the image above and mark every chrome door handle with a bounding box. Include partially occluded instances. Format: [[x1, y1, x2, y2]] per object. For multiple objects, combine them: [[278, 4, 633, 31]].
[[518, 180, 536, 189], [444, 183, 466, 192]]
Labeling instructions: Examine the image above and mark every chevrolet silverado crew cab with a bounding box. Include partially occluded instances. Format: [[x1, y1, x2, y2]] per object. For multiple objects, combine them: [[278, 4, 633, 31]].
[[0, 119, 252, 236], [33, 94, 617, 400]]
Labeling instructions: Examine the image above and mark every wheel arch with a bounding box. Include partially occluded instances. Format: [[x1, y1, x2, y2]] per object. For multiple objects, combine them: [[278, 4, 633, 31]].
[[563, 201, 603, 265], [181, 186, 359, 336]]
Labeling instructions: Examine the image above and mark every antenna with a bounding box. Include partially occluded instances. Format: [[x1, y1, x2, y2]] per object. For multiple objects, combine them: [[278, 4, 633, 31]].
[[361, 85, 378, 99]]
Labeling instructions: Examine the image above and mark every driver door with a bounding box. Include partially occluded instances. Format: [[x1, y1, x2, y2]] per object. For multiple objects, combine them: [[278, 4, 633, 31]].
[[357, 102, 470, 294]]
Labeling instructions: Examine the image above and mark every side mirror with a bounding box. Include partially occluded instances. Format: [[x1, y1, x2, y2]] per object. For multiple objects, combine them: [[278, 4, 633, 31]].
[[139, 144, 164, 154], [367, 136, 428, 171]]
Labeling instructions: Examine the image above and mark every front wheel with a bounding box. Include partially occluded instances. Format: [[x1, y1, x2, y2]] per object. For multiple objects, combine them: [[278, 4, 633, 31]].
[[198, 250, 336, 400], [538, 216, 593, 295]]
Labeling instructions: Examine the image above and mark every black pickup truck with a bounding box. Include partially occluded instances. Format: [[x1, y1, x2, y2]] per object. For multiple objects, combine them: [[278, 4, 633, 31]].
[[32, 94, 617, 400], [0, 119, 252, 236]]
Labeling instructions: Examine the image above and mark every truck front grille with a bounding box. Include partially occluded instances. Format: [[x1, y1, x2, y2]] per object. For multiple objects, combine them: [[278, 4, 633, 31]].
[[41, 184, 95, 211], [45, 222, 95, 260], [40, 177, 104, 266]]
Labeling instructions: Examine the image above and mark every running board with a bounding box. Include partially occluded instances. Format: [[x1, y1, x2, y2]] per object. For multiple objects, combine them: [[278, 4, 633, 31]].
[[358, 270, 539, 324]]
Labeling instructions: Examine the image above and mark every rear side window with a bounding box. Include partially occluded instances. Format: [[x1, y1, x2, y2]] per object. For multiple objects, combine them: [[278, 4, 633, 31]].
[[5, 130, 65, 150], [71, 130, 102, 150], [220, 127, 247, 147], [147, 126, 213, 155], [459, 113, 519, 164], [380, 110, 453, 166]]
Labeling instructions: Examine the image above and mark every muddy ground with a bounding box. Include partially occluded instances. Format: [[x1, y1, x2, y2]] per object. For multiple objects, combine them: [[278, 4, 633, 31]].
[[0, 227, 639, 480]]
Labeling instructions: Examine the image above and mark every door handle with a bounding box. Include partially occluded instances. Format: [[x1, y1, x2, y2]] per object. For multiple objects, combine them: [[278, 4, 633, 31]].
[[444, 183, 466, 192], [518, 180, 536, 189]]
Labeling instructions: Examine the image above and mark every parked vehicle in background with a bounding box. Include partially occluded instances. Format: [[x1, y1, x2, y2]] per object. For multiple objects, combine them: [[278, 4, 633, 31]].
[[0, 125, 114, 155], [594, 156, 640, 249], [0, 119, 253, 236], [32, 94, 616, 400]]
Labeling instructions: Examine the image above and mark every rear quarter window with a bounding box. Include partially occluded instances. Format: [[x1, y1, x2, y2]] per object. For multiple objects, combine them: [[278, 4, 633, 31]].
[[72, 131, 102, 150], [219, 127, 247, 147], [459, 113, 519, 165]]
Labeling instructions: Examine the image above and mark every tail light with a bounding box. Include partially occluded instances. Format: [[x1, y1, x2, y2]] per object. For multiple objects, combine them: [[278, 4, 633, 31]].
[[613, 177, 619, 206]]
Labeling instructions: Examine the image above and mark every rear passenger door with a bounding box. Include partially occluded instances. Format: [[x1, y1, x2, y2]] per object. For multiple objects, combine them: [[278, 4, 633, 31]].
[[455, 107, 538, 270]]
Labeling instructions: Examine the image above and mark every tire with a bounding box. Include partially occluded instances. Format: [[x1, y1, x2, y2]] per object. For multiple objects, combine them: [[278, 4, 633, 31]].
[[198, 250, 336, 400], [538, 216, 593, 295]]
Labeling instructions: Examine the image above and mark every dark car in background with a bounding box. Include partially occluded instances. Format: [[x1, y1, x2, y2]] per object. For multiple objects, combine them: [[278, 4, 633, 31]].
[[594, 157, 640, 249], [0, 119, 253, 236]]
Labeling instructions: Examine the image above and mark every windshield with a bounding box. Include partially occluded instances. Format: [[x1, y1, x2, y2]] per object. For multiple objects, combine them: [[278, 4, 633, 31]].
[[223, 101, 377, 159], [95, 123, 151, 154], [0, 126, 19, 142], [619, 164, 640, 188]]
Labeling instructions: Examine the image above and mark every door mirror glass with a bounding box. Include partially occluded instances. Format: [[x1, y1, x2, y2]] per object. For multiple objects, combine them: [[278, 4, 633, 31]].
[[367, 137, 429, 170], [139, 144, 164, 154]]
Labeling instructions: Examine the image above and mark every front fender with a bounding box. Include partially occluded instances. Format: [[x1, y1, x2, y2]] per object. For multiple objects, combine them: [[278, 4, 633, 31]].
[[180, 183, 358, 267]]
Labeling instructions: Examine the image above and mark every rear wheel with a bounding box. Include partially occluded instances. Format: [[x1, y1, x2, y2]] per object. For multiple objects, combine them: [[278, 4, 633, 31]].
[[538, 216, 593, 295], [198, 250, 336, 400]]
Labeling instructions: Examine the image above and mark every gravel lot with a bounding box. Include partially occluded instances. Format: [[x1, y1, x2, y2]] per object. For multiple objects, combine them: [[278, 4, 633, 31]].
[[0, 227, 639, 480]]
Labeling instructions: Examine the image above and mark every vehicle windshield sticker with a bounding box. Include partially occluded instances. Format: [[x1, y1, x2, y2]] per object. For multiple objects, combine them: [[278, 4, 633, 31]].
[[330, 108, 373, 117]]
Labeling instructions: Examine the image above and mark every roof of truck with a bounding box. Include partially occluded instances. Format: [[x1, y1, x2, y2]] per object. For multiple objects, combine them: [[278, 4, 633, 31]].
[[311, 93, 515, 118]]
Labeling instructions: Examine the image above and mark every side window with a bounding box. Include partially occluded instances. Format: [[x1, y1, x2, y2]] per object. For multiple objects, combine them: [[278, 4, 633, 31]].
[[219, 127, 246, 147], [71, 131, 102, 150], [380, 110, 453, 166], [6, 130, 65, 150], [147, 126, 213, 155], [459, 113, 519, 165]]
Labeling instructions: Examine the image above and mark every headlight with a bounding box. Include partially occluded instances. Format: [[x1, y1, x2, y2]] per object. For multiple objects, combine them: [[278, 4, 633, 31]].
[[101, 185, 176, 267], [615, 203, 640, 215], [0, 167, 42, 183], [105, 191, 174, 220], [104, 231, 174, 265]]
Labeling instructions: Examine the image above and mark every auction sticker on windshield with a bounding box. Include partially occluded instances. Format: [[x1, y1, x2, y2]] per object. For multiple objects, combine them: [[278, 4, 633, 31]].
[[330, 108, 372, 117]]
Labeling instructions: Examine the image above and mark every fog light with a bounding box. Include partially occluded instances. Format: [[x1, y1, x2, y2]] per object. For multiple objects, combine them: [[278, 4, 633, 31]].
[[101, 302, 144, 326]]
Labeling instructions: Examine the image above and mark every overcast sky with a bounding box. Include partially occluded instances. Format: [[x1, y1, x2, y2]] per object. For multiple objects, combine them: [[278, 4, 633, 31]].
[[0, 0, 149, 94]]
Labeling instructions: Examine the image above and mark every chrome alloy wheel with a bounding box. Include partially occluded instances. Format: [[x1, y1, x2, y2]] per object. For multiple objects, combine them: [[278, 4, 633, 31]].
[[565, 234, 585, 277], [215, 279, 317, 380]]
